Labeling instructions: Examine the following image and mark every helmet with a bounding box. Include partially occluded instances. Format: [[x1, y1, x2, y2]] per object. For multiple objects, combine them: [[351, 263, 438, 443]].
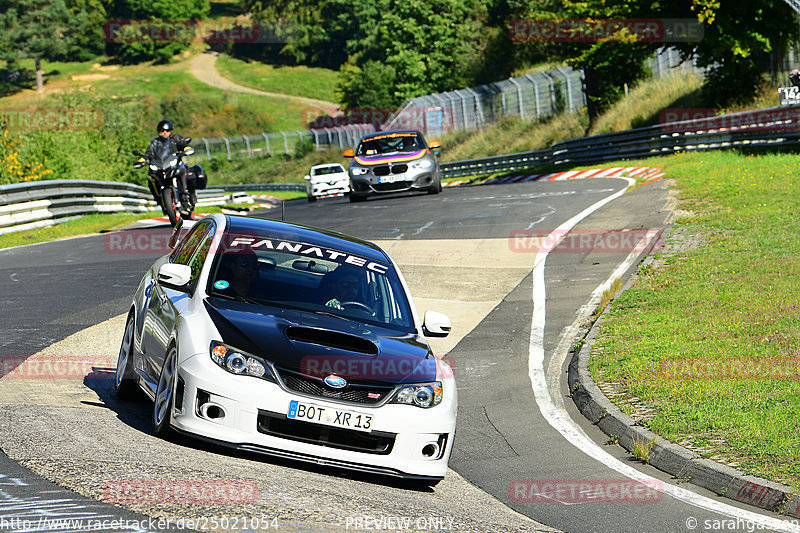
[[157, 120, 173, 133]]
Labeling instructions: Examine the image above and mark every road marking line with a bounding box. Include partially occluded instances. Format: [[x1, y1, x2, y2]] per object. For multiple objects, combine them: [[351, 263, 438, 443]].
[[527, 176, 800, 531]]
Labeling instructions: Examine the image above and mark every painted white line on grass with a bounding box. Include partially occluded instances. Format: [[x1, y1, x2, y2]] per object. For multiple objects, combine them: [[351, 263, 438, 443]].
[[528, 177, 800, 531]]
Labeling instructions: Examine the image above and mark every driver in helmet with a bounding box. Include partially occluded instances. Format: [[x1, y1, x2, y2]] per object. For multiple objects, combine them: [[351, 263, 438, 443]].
[[144, 120, 192, 214]]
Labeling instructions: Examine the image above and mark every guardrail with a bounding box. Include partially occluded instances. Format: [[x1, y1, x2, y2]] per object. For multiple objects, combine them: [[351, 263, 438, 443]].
[[0, 180, 227, 235], [3, 105, 799, 235], [441, 104, 800, 179]]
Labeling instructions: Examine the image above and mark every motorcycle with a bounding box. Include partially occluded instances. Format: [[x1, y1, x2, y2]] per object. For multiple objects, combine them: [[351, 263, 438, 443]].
[[133, 142, 207, 226]]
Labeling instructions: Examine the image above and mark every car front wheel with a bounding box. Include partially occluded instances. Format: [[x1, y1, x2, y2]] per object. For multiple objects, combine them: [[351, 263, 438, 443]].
[[152, 346, 177, 436]]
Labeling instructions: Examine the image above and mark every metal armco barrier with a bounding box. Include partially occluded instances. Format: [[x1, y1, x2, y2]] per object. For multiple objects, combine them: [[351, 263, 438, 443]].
[[0, 180, 227, 235], [440, 104, 800, 179]]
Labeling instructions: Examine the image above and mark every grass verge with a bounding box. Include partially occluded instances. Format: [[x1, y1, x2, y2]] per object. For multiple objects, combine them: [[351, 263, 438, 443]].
[[588, 149, 800, 490]]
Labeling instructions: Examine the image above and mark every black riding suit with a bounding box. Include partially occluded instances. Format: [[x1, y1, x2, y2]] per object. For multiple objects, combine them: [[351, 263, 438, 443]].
[[144, 133, 191, 203]]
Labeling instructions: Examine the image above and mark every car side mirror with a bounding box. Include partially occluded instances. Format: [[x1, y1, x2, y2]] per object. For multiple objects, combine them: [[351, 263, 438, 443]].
[[422, 310, 451, 338], [343, 149, 354, 157], [158, 263, 192, 288], [428, 141, 441, 150], [304, 175, 311, 180], [168, 218, 183, 248]]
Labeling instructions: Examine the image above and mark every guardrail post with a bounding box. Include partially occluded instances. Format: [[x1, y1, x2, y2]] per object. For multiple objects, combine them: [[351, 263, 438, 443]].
[[222, 136, 232, 161], [244, 135, 252, 158], [312, 130, 320, 150], [525, 75, 542, 119], [556, 67, 575, 111], [260, 133, 271, 155], [281, 132, 289, 154], [508, 77, 525, 120], [201, 138, 211, 161]]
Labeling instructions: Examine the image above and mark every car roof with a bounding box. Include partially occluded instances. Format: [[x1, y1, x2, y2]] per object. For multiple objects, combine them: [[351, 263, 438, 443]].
[[310, 163, 345, 170], [223, 215, 389, 263], [358, 129, 424, 143]]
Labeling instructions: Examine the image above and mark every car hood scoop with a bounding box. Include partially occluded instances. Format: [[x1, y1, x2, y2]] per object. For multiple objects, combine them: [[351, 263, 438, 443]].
[[204, 297, 437, 383], [284, 326, 378, 355]]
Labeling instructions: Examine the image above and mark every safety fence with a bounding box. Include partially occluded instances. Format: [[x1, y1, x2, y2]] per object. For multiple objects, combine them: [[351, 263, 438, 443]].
[[441, 103, 800, 178], [5, 104, 798, 235]]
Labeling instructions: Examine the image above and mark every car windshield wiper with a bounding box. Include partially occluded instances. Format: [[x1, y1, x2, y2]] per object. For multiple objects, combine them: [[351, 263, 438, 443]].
[[209, 291, 262, 306]]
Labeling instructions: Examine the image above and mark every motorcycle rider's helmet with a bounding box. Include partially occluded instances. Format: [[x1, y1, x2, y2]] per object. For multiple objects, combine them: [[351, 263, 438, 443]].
[[157, 120, 173, 133]]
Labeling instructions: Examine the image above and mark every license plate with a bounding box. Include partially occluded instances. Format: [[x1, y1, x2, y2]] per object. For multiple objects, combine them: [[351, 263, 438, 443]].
[[287, 400, 373, 432], [379, 175, 406, 183]]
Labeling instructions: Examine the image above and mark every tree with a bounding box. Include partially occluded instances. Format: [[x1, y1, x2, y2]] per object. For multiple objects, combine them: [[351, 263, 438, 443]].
[[675, 0, 799, 105], [0, 0, 81, 91], [108, 0, 209, 64]]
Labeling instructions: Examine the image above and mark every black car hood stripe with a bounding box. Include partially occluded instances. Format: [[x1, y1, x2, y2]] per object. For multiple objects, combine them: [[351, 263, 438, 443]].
[[204, 297, 437, 384]]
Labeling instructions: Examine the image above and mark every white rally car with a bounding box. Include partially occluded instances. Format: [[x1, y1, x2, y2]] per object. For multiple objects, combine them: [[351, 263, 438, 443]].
[[115, 214, 456, 483], [304, 163, 350, 202]]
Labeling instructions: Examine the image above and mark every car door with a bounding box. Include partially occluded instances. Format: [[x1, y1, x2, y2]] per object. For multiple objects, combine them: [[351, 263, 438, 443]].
[[141, 220, 216, 385]]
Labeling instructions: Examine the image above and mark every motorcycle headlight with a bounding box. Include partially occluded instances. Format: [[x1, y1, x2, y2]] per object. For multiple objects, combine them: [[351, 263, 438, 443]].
[[390, 382, 443, 408], [411, 159, 432, 169], [149, 164, 158, 171], [210, 341, 274, 382], [351, 167, 369, 176], [169, 159, 178, 167]]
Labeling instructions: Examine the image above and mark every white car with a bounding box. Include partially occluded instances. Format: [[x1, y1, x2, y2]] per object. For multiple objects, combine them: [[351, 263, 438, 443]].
[[304, 163, 350, 202], [115, 214, 456, 484]]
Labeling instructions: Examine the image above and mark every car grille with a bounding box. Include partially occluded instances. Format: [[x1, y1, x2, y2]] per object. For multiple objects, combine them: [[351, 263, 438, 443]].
[[373, 182, 412, 192], [257, 410, 395, 455], [372, 164, 408, 176], [373, 165, 390, 176], [392, 164, 408, 174], [275, 367, 396, 405]]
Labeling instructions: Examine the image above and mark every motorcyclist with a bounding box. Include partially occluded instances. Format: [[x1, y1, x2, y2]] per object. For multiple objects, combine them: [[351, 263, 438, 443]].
[[144, 120, 193, 215]]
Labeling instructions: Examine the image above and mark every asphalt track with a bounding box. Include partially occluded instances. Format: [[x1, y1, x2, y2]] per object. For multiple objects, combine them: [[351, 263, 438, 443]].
[[2, 179, 799, 532]]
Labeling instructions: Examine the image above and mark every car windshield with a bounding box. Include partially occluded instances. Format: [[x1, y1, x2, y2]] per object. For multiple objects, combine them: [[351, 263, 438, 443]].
[[312, 165, 344, 176], [207, 232, 415, 333], [356, 133, 424, 156]]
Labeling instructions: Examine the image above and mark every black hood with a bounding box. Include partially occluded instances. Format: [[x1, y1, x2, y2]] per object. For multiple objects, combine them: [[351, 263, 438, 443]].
[[204, 297, 438, 384]]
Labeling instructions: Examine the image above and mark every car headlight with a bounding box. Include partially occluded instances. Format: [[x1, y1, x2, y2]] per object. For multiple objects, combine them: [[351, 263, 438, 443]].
[[411, 159, 432, 169], [210, 341, 275, 382], [390, 382, 443, 408], [351, 167, 369, 176]]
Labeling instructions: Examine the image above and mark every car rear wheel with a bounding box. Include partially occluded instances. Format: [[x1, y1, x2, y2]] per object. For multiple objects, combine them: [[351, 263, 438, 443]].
[[152, 346, 177, 436], [114, 312, 137, 400]]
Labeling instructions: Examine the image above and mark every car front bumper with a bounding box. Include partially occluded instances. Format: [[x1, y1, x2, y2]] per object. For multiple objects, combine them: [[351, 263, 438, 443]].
[[349, 168, 437, 196], [171, 354, 456, 480], [308, 178, 350, 197]]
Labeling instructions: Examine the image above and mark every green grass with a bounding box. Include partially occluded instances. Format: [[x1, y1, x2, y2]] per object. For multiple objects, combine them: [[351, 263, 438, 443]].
[[215, 55, 339, 106], [589, 150, 800, 489]]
